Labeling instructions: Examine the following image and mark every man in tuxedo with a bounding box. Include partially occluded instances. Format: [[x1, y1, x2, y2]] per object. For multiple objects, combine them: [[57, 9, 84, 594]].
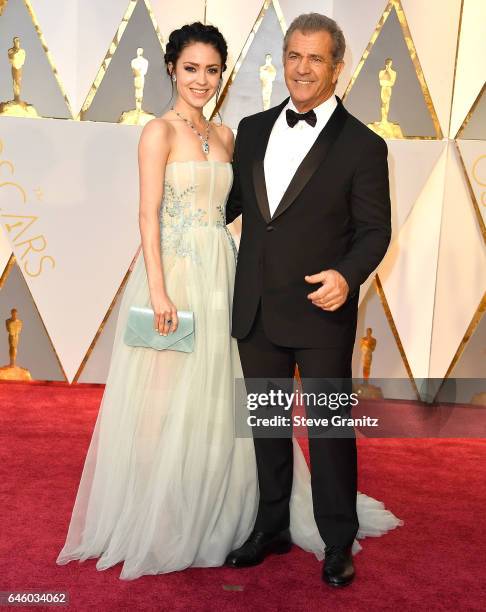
[[224, 13, 391, 586]]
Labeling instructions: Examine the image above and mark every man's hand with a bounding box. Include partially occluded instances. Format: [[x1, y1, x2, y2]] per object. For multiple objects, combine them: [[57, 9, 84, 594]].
[[305, 269, 349, 311]]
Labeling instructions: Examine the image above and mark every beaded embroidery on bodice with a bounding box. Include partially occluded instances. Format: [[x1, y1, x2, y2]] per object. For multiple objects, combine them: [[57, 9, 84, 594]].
[[159, 160, 236, 264]]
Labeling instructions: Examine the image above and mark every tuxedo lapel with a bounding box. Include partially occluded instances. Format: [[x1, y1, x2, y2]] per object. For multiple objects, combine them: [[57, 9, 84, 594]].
[[251, 98, 288, 224], [271, 98, 348, 222]]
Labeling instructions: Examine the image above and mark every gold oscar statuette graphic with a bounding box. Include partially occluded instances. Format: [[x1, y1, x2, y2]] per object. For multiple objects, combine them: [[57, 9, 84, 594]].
[[0, 308, 32, 381], [354, 328, 383, 399], [367, 58, 403, 139], [0, 36, 39, 118], [259, 53, 277, 111], [119, 47, 156, 125]]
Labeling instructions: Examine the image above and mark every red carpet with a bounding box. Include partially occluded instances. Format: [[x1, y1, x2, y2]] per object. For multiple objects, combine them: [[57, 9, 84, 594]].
[[1, 380, 485, 611]]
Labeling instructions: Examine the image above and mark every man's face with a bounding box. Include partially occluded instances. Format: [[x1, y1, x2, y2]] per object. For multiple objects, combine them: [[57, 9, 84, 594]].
[[283, 29, 344, 111]]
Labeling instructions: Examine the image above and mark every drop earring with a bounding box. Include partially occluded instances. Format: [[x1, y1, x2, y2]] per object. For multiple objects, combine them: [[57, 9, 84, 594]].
[[171, 74, 177, 82]]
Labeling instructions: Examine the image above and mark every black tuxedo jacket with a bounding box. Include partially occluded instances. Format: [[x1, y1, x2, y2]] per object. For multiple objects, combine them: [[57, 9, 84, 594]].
[[226, 96, 391, 348]]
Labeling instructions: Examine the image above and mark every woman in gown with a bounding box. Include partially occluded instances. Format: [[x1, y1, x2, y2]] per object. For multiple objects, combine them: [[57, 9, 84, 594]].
[[56, 22, 402, 581]]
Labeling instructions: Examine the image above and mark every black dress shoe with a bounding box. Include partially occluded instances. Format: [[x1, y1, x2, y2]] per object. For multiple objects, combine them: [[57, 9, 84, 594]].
[[225, 528, 292, 567], [322, 545, 355, 587]]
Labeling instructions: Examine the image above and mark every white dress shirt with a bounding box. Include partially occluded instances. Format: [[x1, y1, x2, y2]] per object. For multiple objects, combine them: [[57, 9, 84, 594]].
[[264, 94, 338, 217]]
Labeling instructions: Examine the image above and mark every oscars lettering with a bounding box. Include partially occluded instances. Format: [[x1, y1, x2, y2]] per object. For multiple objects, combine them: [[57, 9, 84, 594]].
[[472, 154, 486, 207], [0, 138, 55, 277]]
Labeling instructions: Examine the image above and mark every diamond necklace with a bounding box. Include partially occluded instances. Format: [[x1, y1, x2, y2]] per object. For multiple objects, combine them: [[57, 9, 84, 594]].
[[171, 107, 210, 154]]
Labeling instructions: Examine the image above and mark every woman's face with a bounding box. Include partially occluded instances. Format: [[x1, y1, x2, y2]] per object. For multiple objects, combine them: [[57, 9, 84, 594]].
[[170, 42, 222, 109]]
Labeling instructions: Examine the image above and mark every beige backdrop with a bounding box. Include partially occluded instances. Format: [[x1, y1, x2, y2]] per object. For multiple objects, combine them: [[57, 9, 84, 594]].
[[0, 0, 484, 397]]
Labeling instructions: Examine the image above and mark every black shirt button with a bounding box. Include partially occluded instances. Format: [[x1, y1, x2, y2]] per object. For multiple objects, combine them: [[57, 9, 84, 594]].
[[266, 225, 274, 232]]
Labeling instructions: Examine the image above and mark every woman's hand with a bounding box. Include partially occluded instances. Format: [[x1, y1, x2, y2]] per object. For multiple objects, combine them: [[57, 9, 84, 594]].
[[151, 290, 178, 336]]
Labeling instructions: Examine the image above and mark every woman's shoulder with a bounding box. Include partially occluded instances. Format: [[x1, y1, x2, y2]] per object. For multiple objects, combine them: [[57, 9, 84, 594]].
[[138, 117, 175, 153], [211, 121, 234, 146], [141, 116, 176, 137]]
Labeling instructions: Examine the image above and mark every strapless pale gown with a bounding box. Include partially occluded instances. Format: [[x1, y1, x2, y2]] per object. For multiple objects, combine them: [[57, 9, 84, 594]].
[[56, 160, 403, 580]]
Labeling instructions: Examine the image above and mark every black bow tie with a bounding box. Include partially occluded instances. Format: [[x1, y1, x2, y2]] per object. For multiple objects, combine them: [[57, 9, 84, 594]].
[[286, 108, 317, 128]]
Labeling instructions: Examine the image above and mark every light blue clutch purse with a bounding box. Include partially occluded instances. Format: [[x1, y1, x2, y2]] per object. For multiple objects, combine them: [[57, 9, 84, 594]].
[[124, 306, 194, 352]]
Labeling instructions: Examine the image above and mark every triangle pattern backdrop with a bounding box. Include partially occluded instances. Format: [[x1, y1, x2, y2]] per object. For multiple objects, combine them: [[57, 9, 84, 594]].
[[343, 0, 441, 138], [0, 0, 72, 118], [29, 0, 131, 118], [357, 141, 446, 389], [217, 0, 287, 130], [76, 288, 124, 384], [203, 0, 265, 118], [354, 280, 416, 397], [81, 0, 171, 123], [384, 140, 445, 242], [399, 0, 462, 137], [447, 296, 486, 404], [458, 86, 486, 141], [379, 145, 446, 380], [151, 0, 205, 51], [429, 143, 486, 380], [0, 116, 142, 382], [76, 253, 138, 384], [449, 0, 486, 138], [0, 1, 484, 385], [0, 230, 12, 279], [358, 139, 445, 310], [334, 0, 389, 102], [0, 257, 65, 381], [457, 139, 486, 241], [433, 289, 486, 406]]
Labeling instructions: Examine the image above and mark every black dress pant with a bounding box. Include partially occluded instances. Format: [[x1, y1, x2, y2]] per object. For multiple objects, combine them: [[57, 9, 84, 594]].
[[237, 302, 359, 548]]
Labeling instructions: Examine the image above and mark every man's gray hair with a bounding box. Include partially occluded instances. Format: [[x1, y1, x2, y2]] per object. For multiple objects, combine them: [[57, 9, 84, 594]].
[[283, 13, 346, 64]]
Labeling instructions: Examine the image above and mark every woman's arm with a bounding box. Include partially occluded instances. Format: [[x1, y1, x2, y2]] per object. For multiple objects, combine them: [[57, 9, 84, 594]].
[[137, 118, 178, 335]]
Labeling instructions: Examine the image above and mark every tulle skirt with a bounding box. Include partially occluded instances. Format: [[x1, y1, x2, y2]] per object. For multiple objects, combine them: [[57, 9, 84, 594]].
[[56, 227, 402, 580]]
